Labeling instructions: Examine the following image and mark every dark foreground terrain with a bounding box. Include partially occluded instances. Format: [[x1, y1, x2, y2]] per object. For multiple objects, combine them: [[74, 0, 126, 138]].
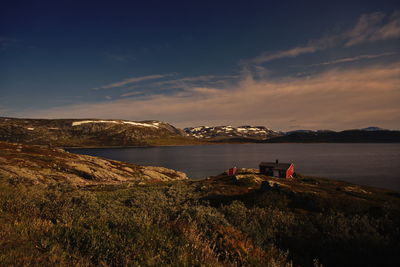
[[1, 142, 399, 266]]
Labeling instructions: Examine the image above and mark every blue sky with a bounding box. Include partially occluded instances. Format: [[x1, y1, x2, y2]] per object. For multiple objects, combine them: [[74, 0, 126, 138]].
[[1, 0, 399, 130]]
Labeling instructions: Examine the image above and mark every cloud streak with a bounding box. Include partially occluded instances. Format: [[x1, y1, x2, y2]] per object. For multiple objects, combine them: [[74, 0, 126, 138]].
[[345, 10, 400, 46], [307, 52, 397, 67], [116, 75, 237, 98], [93, 74, 171, 90], [246, 10, 400, 65], [151, 75, 237, 89]]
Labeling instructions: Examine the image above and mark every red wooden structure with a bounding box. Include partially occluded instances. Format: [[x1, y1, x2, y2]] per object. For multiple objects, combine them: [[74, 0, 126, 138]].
[[285, 163, 295, 178], [259, 160, 295, 178], [228, 167, 237, 175]]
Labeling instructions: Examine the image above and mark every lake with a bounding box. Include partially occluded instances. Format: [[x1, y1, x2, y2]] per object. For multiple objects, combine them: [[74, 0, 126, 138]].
[[67, 143, 400, 191]]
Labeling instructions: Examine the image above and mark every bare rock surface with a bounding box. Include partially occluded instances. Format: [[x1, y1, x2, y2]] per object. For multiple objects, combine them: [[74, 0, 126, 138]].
[[0, 141, 188, 186]]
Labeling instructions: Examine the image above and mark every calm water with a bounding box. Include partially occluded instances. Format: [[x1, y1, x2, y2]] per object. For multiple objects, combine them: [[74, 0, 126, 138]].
[[68, 143, 400, 191]]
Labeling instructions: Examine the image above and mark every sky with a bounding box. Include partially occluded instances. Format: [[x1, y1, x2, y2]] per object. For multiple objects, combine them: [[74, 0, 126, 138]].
[[0, 0, 399, 131]]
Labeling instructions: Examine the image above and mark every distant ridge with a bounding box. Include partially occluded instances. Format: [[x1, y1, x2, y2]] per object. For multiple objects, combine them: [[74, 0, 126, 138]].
[[265, 129, 400, 143], [184, 125, 282, 140], [360, 126, 387, 131]]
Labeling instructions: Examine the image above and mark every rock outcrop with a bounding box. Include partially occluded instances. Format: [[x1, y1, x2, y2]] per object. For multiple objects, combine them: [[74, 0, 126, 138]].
[[0, 141, 188, 186]]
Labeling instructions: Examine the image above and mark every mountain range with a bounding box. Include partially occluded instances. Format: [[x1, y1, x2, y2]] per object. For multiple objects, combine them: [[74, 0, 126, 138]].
[[1, 117, 399, 147], [183, 125, 281, 140]]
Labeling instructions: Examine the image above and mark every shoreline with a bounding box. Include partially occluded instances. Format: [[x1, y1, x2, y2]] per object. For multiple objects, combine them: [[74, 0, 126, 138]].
[[62, 141, 400, 149]]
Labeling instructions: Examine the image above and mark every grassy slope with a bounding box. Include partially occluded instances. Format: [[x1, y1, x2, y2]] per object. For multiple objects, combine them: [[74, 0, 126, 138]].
[[1, 165, 399, 266]]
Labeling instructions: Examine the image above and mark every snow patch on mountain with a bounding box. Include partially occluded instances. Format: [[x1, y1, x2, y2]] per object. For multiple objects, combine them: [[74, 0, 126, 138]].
[[72, 120, 159, 128], [184, 125, 281, 140]]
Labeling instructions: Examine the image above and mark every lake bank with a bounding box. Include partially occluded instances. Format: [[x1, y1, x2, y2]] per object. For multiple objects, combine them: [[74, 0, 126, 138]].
[[68, 143, 400, 191]]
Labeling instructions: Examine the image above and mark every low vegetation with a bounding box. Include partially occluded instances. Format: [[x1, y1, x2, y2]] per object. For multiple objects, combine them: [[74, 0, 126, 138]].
[[1, 167, 399, 266]]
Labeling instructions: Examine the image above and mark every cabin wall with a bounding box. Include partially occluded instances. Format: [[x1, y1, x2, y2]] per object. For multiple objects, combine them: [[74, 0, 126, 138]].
[[260, 164, 293, 178], [259, 166, 273, 176], [286, 164, 294, 178]]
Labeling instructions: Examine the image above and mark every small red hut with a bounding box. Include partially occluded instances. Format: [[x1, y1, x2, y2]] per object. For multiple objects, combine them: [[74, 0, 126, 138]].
[[259, 160, 294, 178]]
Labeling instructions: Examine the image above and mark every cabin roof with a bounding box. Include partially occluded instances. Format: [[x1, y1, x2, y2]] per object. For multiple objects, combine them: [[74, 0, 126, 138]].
[[259, 162, 292, 170]]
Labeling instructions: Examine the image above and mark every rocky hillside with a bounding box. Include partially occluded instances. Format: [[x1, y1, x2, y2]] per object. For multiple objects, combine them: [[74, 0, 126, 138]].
[[184, 125, 281, 140], [0, 141, 187, 186], [0, 117, 196, 147]]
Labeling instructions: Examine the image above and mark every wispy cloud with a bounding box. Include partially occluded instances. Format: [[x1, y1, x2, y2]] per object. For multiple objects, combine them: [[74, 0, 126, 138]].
[[249, 46, 319, 65], [345, 10, 400, 46], [345, 12, 386, 46], [245, 36, 337, 65], [117, 75, 236, 99], [93, 74, 172, 90], [19, 62, 400, 131], [246, 10, 400, 65], [307, 52, 397, 67], [120, 91, 145, 97], [151, 75, 237, 89]]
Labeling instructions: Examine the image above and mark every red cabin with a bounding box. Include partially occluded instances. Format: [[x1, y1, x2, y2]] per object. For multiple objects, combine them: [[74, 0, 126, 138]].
[[227, 167, 237, 175], [259, 160, 294, 178]]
